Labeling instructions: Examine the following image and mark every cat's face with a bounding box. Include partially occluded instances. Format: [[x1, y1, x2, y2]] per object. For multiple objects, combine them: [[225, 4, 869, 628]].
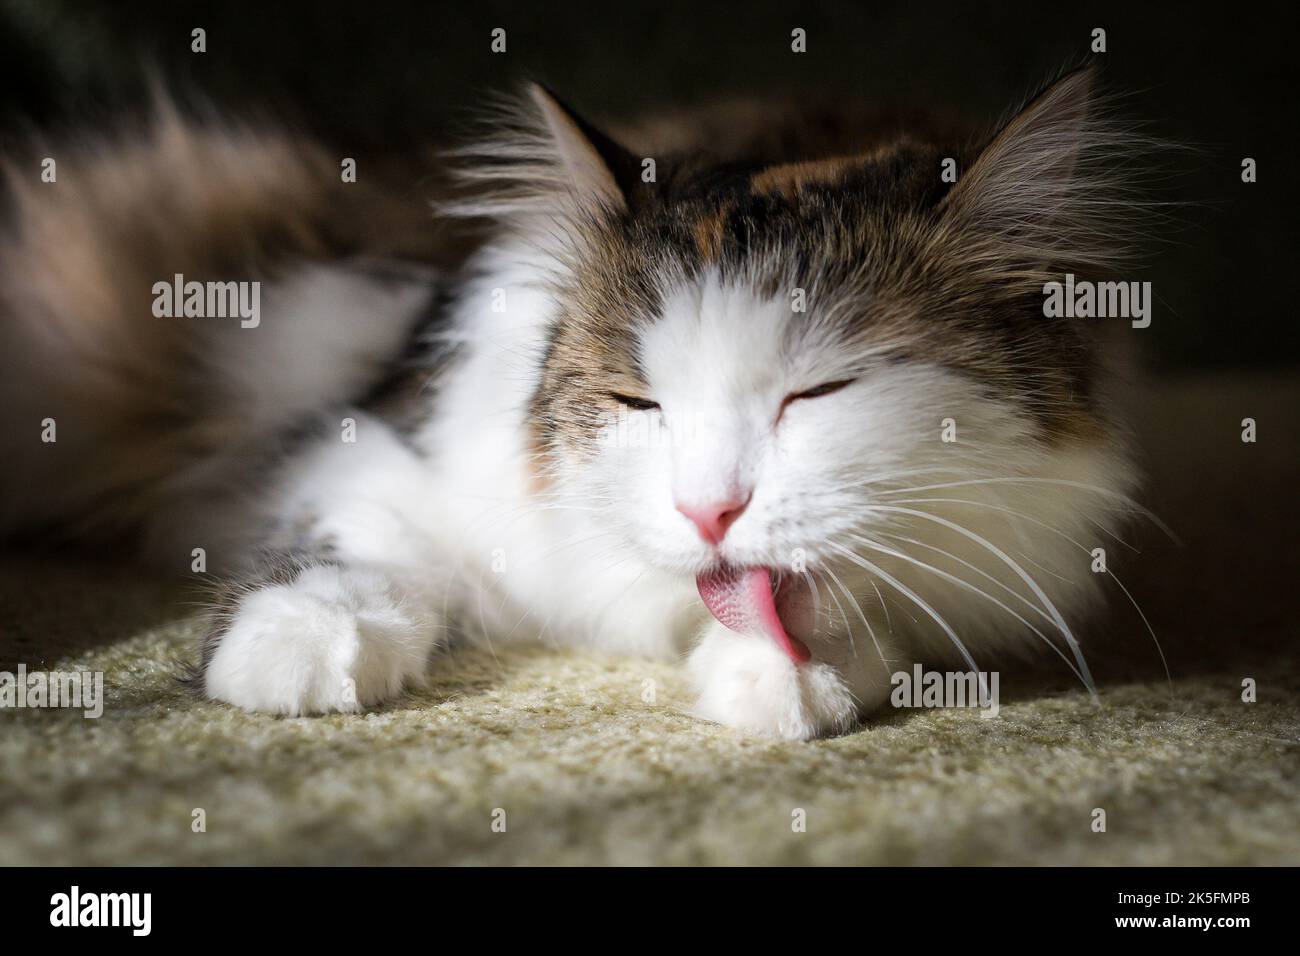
[[585, 274, 981, 578], [534, 228, 1056, 658], [530, 151, 1095, 560], [505, 69, 1130, 651], [538, 256, 1047, 580]]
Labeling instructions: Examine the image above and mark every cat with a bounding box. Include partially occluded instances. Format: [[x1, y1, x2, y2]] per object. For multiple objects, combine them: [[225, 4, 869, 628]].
[[0, 66, 1152, 738]]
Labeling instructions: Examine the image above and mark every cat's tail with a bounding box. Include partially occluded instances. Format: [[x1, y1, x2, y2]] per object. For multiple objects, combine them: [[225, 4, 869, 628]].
[[0, 102, 447, 566]]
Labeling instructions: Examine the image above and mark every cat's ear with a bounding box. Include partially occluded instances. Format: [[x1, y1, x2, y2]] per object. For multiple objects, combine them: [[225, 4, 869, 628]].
[[958, 65, 1095, 202], [939, 65, 1128, 270], [528, 84, 639, 214]]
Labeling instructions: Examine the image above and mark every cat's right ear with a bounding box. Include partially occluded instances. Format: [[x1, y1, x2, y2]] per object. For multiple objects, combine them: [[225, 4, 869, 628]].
[[528, 84, 640, 215]]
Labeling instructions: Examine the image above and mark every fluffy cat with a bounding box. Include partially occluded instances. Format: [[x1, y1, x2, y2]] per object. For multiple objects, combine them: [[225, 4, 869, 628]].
[[0, 66, 1152, 738]]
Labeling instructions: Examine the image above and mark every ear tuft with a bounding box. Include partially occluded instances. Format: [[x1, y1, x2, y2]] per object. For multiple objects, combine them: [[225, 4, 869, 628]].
[[527, 83, 636, 215], [964, 65, 1096, 201], [437, 83, 639, 221], [938, 65, 1159, 278]]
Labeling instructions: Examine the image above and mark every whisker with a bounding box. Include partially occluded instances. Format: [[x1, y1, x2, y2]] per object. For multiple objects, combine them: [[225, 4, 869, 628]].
[[824, 540, 989, 699], [868, 578, 894, 635], [823, 564, 876, 661], [862, 503, 1098, 703], [875, 477, 1180, 544], [814, 569, 854, 640], [1011, 547, 1075, 585], [840, 534, 1088, 685], [881, 495, 1171, 691], [798, 569, 828, 636], [875, 530, 1053, 626]]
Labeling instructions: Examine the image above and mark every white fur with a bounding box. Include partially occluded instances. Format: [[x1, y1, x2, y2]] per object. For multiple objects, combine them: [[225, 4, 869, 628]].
[[689, 621, 863, 740], [205, 564, 431, 716], [207, 239, 1134, 737], [223, 262, 434, 430]]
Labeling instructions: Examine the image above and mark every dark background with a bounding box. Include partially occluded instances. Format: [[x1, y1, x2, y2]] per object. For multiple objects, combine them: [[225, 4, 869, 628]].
[[1, 0, 1294, 370]]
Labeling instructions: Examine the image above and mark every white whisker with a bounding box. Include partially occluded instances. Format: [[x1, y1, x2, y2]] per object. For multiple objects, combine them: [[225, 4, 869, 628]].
[[840, 534, 1088, 685], [824, 540, 988, 696], [863, 503, 1098, 702], [882, 494, 1171, 690], [875, 477, 1179, 544]]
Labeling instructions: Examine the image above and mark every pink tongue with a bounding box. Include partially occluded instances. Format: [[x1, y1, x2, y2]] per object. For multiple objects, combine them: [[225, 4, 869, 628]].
[[696, 567, 811, 664]]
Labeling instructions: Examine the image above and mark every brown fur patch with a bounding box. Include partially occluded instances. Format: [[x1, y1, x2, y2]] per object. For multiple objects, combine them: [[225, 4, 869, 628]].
[[691, 200, 733, 260], [750, 157, 858, 197]]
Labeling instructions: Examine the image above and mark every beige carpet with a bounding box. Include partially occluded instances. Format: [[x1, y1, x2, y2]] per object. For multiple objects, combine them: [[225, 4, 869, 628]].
[[2, 374, 1297, 865]]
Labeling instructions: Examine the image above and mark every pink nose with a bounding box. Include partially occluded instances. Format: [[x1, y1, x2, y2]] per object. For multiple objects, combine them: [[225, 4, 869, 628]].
[[676, 493, 752, 545]]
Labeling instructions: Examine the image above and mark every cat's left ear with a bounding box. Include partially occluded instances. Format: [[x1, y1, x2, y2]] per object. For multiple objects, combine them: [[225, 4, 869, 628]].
[[959, 65, 1095, 194], [528, 84, 641, 215], [939, 65, 1122, 268]]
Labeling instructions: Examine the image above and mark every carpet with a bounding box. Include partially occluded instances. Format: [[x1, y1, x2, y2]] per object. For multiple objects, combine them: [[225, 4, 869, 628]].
[[2, 373, 1297, 865]]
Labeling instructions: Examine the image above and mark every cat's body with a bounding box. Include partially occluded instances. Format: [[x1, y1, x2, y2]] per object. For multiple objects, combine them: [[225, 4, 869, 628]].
[[1, 68, 1148, 738]]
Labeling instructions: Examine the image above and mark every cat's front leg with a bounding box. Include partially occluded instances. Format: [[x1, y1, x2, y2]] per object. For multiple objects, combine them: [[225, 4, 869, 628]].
[[687, 621, 901, 740], [201, 554, 442, 716], [197, 411, 454, 715]]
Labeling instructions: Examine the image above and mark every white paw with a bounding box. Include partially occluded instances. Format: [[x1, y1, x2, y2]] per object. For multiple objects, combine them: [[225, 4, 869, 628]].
[[205, 565, 432, 715], [688, 626, 858, 740]]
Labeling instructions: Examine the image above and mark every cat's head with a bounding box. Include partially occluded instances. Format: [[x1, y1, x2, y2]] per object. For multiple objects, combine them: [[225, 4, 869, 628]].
[[459, 67, 1147, 655]]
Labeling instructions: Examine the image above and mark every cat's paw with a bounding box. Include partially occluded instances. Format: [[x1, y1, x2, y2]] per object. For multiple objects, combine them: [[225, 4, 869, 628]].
[[204, 565, 431, 715], [688, 627, 858, 740]]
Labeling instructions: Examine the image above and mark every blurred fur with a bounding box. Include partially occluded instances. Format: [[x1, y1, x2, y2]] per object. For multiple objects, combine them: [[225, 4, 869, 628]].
[[0, 103, 451, 560]]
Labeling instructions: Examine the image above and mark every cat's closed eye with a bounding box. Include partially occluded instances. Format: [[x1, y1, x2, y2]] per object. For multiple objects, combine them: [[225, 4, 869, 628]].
[[610, 392, 660, 411], [784, 378, 855, 405]]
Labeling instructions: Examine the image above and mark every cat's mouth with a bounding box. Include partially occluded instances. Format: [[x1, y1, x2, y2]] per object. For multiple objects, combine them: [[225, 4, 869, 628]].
[[696, 566, 815, 664]]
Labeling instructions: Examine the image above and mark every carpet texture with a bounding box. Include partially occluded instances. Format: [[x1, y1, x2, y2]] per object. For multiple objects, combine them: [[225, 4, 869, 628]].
[[2, 374, 1297, 865]]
